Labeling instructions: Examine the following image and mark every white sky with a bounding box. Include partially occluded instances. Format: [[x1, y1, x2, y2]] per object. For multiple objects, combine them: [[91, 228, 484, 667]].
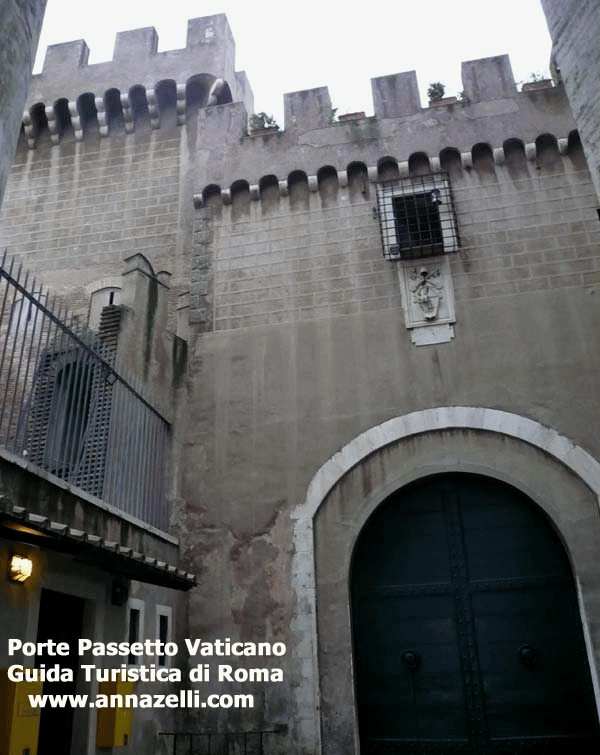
[[35, 0, 553, 124]]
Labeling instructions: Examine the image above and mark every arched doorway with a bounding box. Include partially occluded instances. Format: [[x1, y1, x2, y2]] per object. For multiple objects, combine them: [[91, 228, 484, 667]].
[[351, 473, 600, 754]]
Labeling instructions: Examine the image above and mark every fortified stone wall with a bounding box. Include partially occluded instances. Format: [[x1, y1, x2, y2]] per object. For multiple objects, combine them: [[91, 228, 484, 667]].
[[0, 15, 252, 325], [2, 20, 600, 752], [179, 54, 600, 751]]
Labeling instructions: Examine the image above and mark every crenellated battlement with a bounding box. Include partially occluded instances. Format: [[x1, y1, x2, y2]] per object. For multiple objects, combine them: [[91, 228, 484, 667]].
[[20, 16, 565, 154], [22, 14, 253, 145], [31, 14, 241, 100]]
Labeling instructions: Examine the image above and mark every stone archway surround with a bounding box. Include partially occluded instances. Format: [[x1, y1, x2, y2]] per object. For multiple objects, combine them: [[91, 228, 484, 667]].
[[289, 407, 600, 755]]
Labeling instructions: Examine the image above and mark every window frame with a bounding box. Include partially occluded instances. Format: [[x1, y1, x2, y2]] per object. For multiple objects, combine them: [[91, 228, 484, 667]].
[[376, 172, 460, 260], [155, 604, 173, 668], [126, 597, 145, 666]]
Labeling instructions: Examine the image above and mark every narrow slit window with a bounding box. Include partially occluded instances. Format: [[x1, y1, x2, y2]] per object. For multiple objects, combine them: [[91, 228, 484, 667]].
[[158, 614, 168, 666], [155, 605, 172, 667], [128, 608, 140, 665], [126, 599, 144, 665]]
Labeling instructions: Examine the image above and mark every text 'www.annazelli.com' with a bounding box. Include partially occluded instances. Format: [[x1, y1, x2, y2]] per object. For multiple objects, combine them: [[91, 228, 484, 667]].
[[28, 691, 254, 709]]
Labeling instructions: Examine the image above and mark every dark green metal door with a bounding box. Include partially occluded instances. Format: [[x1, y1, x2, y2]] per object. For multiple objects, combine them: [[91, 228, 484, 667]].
[[351, 474, 600, 754]]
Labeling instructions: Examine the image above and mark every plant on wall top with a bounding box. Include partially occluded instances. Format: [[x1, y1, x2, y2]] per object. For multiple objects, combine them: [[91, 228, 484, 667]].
[[427, 82, 446, 101], [528, 71, 550, 82], [249, 112, 279, 131]]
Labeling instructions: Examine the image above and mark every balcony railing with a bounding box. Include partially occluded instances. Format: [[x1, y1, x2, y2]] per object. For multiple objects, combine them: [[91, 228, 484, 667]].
[[0, 252, 171, 531]]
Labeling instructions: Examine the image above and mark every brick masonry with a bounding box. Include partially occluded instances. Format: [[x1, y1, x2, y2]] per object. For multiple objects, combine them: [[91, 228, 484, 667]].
[[0, 129, 184, 320], [195, 160, 600, 333]]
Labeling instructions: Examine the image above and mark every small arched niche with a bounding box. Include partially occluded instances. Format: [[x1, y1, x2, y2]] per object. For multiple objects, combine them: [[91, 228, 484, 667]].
[[503, 138, 528, 175], [230, 179, 251, 221], [347, 162, 369, 201], [317, 166, 339, 207], [259, 174, 280, 214], [408, 152, 430, 176], [104, 88, 123, 131], [378, 157, 399, 182], [129, 85, 149, 125], [210, 80, 232, 106], [77, 92, 98, 134], [472, 142, 496, 176], [536, 133, 562, 171], [30, 102, 49, 145], [567, 130, 587, 170], [202, 184, 223, 215], [54, 98, 72, 138], [186, 74, 214, 110], [288, 170, 309, 211], [155, 79, 177, 125], [439, 147, 462, 178]]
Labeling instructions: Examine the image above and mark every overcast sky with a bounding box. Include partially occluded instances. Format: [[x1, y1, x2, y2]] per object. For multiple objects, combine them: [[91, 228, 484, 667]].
[[34, 0, 553, 124]]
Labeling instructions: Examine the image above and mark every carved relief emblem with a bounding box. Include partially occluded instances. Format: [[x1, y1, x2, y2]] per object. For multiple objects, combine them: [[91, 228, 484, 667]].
[[409, 266, 443, 320]]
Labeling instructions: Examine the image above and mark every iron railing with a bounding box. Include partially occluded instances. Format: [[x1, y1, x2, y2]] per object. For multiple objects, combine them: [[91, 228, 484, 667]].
[[160, 729, 285, 755], [0, 251, 171, 531]]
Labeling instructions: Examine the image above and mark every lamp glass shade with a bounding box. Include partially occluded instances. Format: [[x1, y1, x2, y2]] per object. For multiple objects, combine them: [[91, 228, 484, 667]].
[[9, 555, 33, 582]]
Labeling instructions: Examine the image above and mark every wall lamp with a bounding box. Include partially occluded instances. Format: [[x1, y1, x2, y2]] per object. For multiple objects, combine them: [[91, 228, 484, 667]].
[[9, 555, 33, 582]]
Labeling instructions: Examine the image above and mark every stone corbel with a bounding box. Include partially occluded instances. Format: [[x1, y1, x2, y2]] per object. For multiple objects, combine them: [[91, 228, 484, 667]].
[[525, 143, 537, 161], [22, 111, 35, 149], [176, 85, 186, 126], [45, 106, 60, 145], [493, 147, 505, 165], [120, 93, 135, 133], [146, 89, 160, 129], [69, 100, 83, 141], [398, 161, 410, 178], [95, 97, 109, 137], [461, 152, 473, 170]]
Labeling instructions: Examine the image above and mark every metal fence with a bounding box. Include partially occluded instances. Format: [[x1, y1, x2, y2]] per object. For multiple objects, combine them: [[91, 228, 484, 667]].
[[0, 252, 171, 531], [160, 729, 285, 755]]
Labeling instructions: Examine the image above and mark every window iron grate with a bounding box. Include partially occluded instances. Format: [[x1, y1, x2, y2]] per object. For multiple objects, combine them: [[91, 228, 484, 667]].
[[376, 172, 460, 260]]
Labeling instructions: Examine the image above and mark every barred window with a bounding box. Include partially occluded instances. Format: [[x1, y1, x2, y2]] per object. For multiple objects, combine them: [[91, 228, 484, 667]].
[[376, 173, 459, 260]]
